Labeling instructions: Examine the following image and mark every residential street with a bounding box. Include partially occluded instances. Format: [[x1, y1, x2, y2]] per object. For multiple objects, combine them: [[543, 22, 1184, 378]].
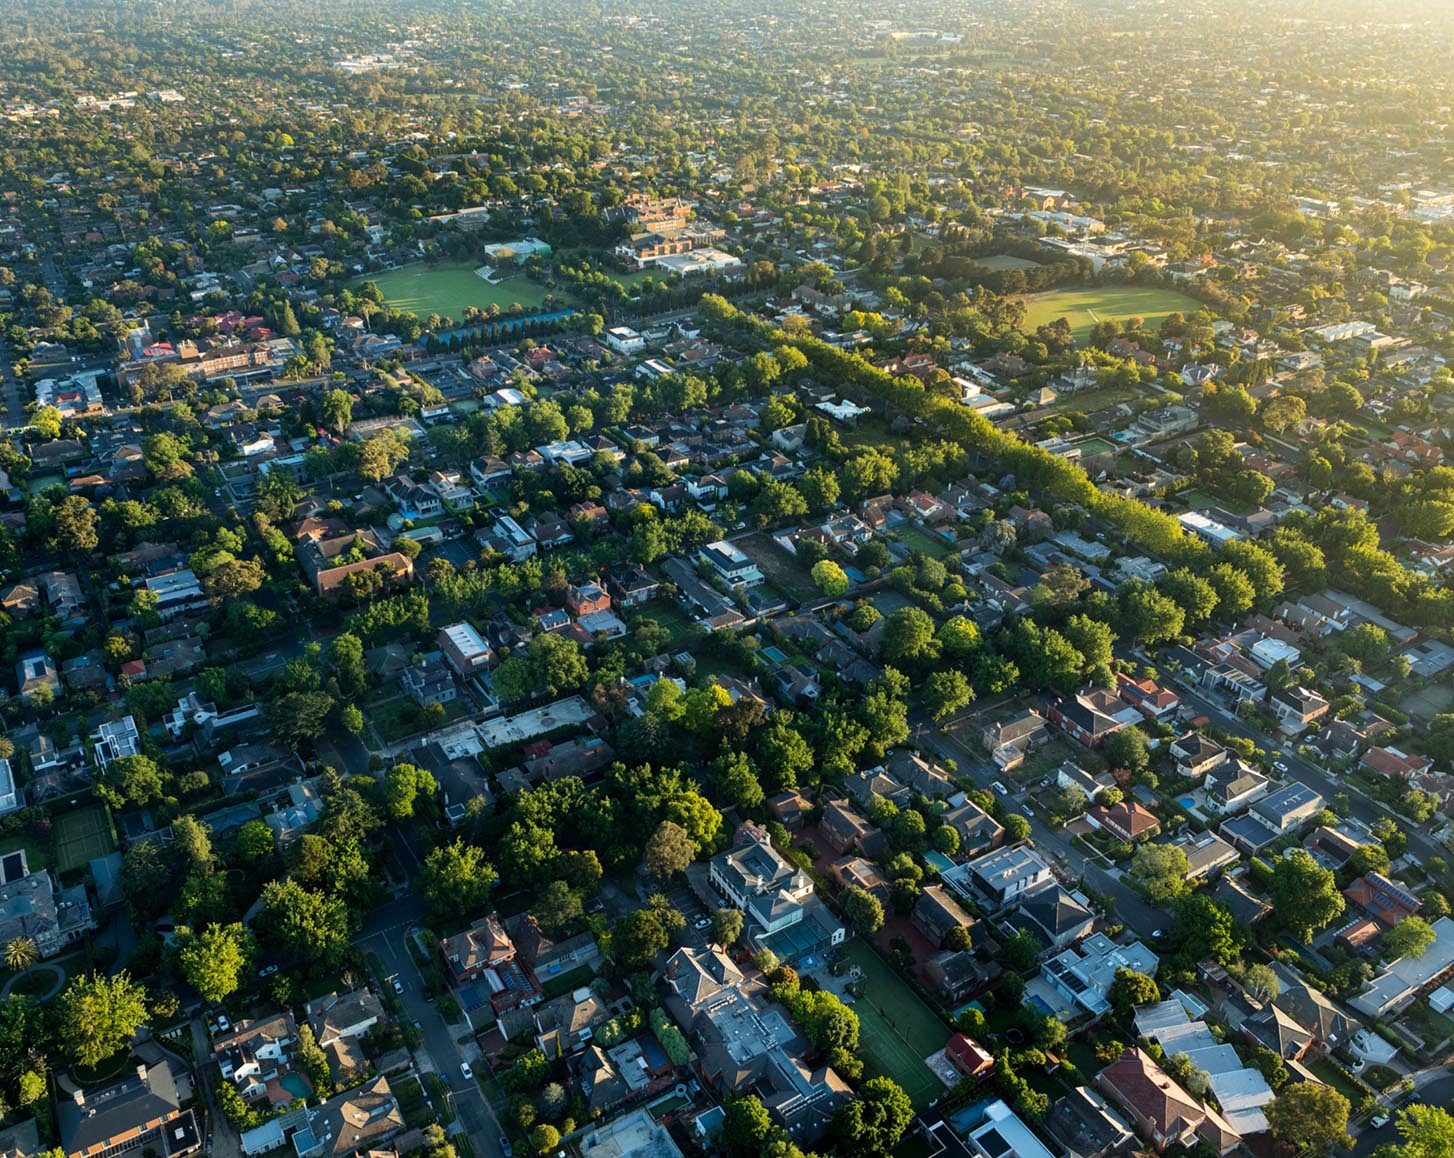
[[356, 885, 507, 1158]]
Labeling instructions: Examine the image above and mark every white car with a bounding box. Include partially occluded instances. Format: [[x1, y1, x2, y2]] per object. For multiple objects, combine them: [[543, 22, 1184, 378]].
[[1274, 761, 1289, 773], [1371, 1114, 1390, 1129], [392, 978, 405, 995], [693, 917, 713, 930], [460, 1061, 473, 1081], [992, 781, 1009, 796]]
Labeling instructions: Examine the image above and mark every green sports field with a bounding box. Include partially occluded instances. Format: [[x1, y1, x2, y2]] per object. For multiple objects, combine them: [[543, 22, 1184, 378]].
[[841, 940, 951, 1109], [1019, 284, 1202, 344], [53, 807, 114, 874], [976, 253, 1042, 271], [355, 261, 557, 319]]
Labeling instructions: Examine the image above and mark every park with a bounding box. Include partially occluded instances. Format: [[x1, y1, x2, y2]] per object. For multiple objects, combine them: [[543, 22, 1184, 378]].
[[1019, 284, 1202, 344], [356, 261, 560, 320]]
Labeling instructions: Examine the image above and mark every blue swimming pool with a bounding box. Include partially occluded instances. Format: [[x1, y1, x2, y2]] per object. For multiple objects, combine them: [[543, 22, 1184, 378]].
[[1178, 795, 1198, 810], [280, 1073, 311, 1100]]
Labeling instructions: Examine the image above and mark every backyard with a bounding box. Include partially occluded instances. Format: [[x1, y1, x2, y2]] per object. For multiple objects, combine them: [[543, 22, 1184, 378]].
[[356, 261, 561, 319], [839, 939, 952, 1110], [1019, 284, 1203, 345]]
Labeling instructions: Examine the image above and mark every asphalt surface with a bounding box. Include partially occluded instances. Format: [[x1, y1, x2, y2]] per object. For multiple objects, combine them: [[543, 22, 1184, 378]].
[[357, 889, 508, 1158]]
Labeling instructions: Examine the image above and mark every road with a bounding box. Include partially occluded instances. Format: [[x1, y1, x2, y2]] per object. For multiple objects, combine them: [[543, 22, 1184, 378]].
[[356, 887, 507, 1158], [0, 336, 23, 430], [1353, 1072, 1453, 1155]]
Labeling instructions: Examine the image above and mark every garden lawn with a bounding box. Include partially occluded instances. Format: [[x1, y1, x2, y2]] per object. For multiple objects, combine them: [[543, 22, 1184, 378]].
[[1019, 285, 1202, 345], [840, 940, 952, 1110], [356, 262, 558, 319]]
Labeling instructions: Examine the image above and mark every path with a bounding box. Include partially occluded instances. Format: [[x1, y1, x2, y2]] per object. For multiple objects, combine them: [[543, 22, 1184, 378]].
[[0, 964, 63, 1001]]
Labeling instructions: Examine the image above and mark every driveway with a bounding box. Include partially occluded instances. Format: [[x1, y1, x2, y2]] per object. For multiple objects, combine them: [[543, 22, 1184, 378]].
[[190, 1018, 243, 1158]]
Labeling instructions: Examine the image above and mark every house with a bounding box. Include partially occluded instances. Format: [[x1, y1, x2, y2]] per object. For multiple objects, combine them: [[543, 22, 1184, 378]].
[[941, 799, 1005, 853], [606, 565, 659, 609], [844, 769, 910, 812], [438, 916, 542, 1011], [93, 716, 142, 771], [1361, 746, 1434, 780], [1344, 873, 1421, 929], [766, 791, 812, 831], [400, 659, 456, 707], [1270, 964, 1357, 1048], [710, 829, 813, 935], [664, 945, 744, 1010], [829, 857, 893, 907], [818, 799, 885, 857], [1043, 1087, 1137, 1158], [57, 1045, 200, 1158], [1049, 690, 1127, 748], [956, 845, 1054, 908], [1351, 916, 1454, 1017], [438, 622, 493, 675], [1116, 673, 1181, 719], [0, 870, 94, 957], [0, 582, 39, 618], [1170, 734, 1228, 780], [698, 540, 763, 588], [944, 1034, 995, 1082], [981, 710, 1048, 770], [290, 1075, 403, 1158], [1271, 686, 1330, 730], [16, 652, 61, 703], [565, 581, 611, 617], [307, 989, 383, 1050], [533, 987, 610, 1058], [1055, 762, 1118, 803], [1042, 934, 1158, 1017], [1167, 831, 1239, 880], [214, 1014, 298, 1100], [505, 914, 601, 984], [313, 552, 414, 599], [0, 761, 19, 816], [1204, 762, 1269, 814], [968, 1101, 1058, 1158], [1008, 884, 1097, 950], [913, 885, 975, 948], [39, 571, 85, 625], [1088, 801, 1161, 844], [1097, 1047, 1240, 1155], [574, 1108, 681, 1158], [925, 951, 995, 1004]]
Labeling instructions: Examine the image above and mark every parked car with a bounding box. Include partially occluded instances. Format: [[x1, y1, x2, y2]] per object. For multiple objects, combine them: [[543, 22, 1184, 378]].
[[498, 1138, 513, 1157], [214, 1013, 231, 1033], [693, 917, 712, 930], [257, 965, 278, 978], [992, 781, 1009, 796], [392, 978, 404, 995], [460, 1061, 473, 1081]]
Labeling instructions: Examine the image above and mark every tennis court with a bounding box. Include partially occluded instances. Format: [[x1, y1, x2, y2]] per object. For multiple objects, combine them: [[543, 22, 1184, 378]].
[[840, 939, 952, 1109], [53, 808, 114, 874]]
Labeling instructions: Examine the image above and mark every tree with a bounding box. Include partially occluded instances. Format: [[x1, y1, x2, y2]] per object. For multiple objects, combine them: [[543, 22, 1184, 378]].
[[1103, 726, 1150, 776], [722, 1096, 777, 1158], [811, 558, 849, 596], [644, 820, 695, 878], [382, 762, 437, 820], [55, 972, 150, 1067], [938, 616, 983, 659], [923, 670, 974, 720], [533, 880, 583, 936], [611, 909, 668, 970], [321, 388, 353, 434], [421, 839, 498, 922], [97, 754, 166, 809], [1270, 850, 1345, 942], [30, 405, 62, 440], [267, 690, 336, 750], [233, 819, 276, 864], [1265, 1083, 1351, 1155], [2, 938, 35, 973], [1240, 963, 1280, 1002], [712, 907, 745, 947], [1172, 894, 1240, 965], [1390, 1104, 1454, 1158], [529, 1124, 560, 1154], [1003, 815, 1031, 843], [1386, 916, 1437, 960], [51, 494, 99, 554], [259, 880, 351, 969], [178, 923, 255, 1003], [1130, 843, 1191, 904], [1120, 581, 1185, 645], [882, 607, 939, 665], [1108, 968, 1160, 1017], [841, 885, 885, 935], [831, 1076, 913, 1158]]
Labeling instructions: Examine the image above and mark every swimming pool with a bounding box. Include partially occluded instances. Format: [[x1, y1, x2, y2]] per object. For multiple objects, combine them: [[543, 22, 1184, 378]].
[[1177, 795, 1198, 810], [280, 1073, 311, 1101]]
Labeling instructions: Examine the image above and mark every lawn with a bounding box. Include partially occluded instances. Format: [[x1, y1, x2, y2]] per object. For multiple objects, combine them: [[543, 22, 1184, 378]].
[[1019, 284, 1203, 345], [1400, 683, 1454, 722], [52, 807, 114, 874], [896, 525, 956, 561], [356, 261, 559, 319], [976, 253, 1042, 272], [840, 940, 951, 1110]]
